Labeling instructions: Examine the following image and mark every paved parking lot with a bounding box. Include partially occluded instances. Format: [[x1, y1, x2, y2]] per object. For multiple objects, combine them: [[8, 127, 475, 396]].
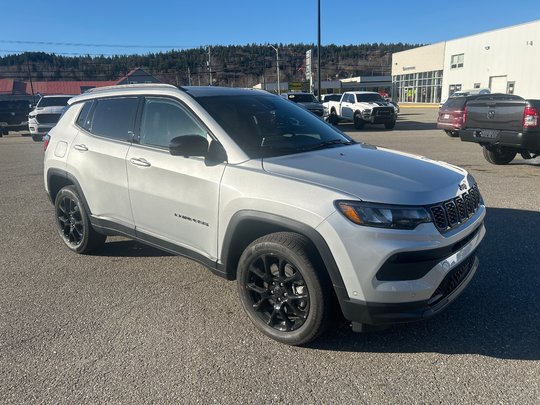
[[0, 109, 539, 404]]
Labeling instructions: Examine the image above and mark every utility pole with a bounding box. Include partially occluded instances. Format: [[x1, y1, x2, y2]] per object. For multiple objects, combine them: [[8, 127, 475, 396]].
[[26, 56, 36, 104], [207, 46, 212, 85], [269, 45, 280, 95], [317, 0, 321, 101]]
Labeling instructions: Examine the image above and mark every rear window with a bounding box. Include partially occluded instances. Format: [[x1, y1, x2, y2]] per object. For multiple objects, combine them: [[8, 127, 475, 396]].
[[37, 97, 72, 107], [442, 97, 467, 109], [475, 94, 524, 102]]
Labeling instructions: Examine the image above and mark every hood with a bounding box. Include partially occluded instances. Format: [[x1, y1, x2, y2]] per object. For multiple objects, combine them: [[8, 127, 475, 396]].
[[360, 101, 393, 108], [262, 144, 470, 205]]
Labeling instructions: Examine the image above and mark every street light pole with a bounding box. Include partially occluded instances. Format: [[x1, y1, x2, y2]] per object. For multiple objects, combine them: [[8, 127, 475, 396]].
[[269, 45, 280, 95]]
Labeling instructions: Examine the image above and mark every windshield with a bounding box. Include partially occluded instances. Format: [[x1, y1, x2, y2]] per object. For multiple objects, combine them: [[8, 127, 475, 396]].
[[356, 94, 385, 103], [286, 93, 318, 103], [196, 94, 353, 158], [37, 97, 71, 107], [322, 94, 341, 102]]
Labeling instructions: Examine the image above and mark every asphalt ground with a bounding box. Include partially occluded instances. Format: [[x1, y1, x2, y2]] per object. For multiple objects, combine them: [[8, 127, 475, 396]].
[[0, 110, 539, 404]]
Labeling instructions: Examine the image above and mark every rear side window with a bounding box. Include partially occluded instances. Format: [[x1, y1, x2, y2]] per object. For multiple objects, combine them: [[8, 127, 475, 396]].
[[89, 97, 139, 141], [75, 101, 95, 131]]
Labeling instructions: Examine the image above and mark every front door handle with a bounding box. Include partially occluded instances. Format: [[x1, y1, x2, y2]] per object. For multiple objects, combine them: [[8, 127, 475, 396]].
[[74, 144, 88, 152], [129, 157, 151, 167]]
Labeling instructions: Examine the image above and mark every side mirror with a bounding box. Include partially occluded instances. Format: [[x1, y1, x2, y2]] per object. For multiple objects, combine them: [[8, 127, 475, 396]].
[[169, 135, 208, 157]]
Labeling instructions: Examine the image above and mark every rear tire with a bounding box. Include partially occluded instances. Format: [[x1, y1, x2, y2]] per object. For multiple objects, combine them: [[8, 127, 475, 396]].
[[353, 113, 365, 130], [482, 146, 517, 165], [32, 134, 43, 142], [54, 186, 106, 254], [237, 232, 331, 346], [445, 130, 459, 137]]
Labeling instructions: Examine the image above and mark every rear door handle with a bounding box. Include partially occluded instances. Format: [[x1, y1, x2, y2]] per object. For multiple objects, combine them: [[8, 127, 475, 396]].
[[74, 144, 88, 152], [129, 157, 151, 167]]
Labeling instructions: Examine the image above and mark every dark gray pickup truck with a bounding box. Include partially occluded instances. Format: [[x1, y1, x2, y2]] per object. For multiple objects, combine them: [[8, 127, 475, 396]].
[[459, 94, 540, 164]]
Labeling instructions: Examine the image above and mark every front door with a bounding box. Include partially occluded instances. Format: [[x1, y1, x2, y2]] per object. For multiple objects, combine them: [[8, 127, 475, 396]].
[[126, 96, 226, 260]]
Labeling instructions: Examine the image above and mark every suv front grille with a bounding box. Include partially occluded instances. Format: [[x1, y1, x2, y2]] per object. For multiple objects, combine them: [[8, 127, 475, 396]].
[[36, 113, 61, 124], [429, 185, 481, 233]]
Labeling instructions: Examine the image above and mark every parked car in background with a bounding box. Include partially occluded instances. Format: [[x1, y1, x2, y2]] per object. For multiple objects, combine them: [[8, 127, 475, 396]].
[[281, 92, 324, 117], [0, 97, 33, 136], [326, 91, 397, 129], [437, 95, 482, 137], [459, 93, 540, 164], [43, 84, 485, 345], [321, 94, 342, 118], [28, 95, 72, 141], [439, 88, 491, 108]]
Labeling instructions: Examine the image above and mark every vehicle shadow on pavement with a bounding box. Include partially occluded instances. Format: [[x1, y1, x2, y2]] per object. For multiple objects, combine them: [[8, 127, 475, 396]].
[[337, 120, 438, 133], [95, 239, 173, 257], [311, 207, 540, 360]]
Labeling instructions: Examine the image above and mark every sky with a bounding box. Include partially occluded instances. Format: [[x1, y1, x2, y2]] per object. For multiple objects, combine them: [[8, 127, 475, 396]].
[[1, 0, 540, 57]]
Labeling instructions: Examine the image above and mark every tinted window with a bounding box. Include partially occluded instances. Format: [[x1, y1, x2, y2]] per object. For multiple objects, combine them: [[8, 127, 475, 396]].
[[37, 97, 72, 107], [287, 93, 317, 103], [75, 101, 95, 130], [196, 94, 353, 158], [356, 94, 385, 103], [442, 97, 467, 109], [140, 98, 207, 148], [90, 97, 138, 140]]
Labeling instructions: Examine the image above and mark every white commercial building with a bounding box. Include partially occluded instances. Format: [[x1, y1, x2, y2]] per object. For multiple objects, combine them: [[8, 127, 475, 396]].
[[392, 19, 540, 103]]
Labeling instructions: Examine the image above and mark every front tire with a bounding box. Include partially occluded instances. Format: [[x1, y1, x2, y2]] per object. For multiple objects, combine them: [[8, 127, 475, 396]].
[[353, 113, 365, 129], [328, 110, 339, 125], [384, 120, 396, 130], [482, 146, 517, 165], [32, 134, 43, 142], [237, 232, 330, 346], [54, 186, 106, 254]]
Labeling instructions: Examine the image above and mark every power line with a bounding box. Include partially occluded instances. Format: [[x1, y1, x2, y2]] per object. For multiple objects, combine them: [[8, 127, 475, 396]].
[[0, 40, 200, 49]]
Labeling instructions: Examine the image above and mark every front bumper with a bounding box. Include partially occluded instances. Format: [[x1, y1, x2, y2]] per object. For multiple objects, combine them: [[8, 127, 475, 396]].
[[318, 203, 486, 325], [338, 251, 479, 325]]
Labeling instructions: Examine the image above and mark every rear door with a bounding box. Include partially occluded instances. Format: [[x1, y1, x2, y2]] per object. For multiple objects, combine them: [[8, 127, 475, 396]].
[[68, 97, 138, 230], [465, 95, 526, 131], [126, 96, 226, 260]]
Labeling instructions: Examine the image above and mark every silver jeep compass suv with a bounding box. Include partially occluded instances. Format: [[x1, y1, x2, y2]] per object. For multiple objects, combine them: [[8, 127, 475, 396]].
[[44, 84, 486, 345]]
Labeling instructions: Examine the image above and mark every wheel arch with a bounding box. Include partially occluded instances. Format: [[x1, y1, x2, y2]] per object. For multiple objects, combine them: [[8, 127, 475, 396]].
[[47, 168, 92, 215], [220, 210, 348, 298]]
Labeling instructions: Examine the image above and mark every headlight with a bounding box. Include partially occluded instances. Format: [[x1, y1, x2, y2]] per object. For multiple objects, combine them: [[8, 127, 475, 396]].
[[336, 201, 432, 230]]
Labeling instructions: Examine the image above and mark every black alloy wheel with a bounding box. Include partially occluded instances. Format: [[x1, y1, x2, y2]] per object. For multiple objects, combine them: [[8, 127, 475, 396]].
[[237, 232, 330, 345], [54, 186, 105, 254]]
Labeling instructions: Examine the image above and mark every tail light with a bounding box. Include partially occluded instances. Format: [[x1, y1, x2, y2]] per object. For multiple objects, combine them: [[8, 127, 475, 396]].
[[462, 106, 467, 127], [43, 134, 50, 151], [522, 106, 539, 128]]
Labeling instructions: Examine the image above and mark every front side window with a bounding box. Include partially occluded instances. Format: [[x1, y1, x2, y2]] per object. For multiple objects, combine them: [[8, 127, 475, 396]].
[[450, 54, 464, 69], [139, 98, 207, 148], [90, 97, 139, 141], [196, 94, 353, 158]]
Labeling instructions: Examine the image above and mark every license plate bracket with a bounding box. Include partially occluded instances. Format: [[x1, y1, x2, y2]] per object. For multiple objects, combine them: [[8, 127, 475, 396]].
[[478, 129, 499, 139]]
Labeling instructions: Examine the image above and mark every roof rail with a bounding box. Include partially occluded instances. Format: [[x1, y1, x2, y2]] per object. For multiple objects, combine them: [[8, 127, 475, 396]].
[[84, 83, 178, 94]]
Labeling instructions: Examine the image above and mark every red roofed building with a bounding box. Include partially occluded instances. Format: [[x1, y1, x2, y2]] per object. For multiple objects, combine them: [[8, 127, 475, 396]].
[[0, 68, 161, 97]]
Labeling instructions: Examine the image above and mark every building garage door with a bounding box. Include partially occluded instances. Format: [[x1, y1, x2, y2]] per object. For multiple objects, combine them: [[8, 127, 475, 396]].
[[489, 76, 507, 94]]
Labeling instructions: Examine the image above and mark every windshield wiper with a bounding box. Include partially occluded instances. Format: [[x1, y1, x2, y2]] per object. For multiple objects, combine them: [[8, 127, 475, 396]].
[[297, 139, 354, 151]]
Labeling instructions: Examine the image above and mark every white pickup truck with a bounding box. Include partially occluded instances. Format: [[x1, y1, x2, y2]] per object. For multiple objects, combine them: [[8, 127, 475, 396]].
[[327, 91, 397, 130]]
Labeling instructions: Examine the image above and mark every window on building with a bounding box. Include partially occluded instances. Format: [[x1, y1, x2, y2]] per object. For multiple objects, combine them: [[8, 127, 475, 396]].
[[449, 84, 462, 96], [450, 54, 464, 69], [507, 81, 515, 95], [474, 83, 481, 89]]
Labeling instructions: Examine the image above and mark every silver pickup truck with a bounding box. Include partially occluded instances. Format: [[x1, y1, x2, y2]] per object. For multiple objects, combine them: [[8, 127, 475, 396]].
[[459, 94, 540, 164]]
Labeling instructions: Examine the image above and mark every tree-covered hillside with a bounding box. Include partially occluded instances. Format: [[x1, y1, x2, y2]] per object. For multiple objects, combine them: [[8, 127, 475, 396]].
[[0, 43, 420, 87]]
